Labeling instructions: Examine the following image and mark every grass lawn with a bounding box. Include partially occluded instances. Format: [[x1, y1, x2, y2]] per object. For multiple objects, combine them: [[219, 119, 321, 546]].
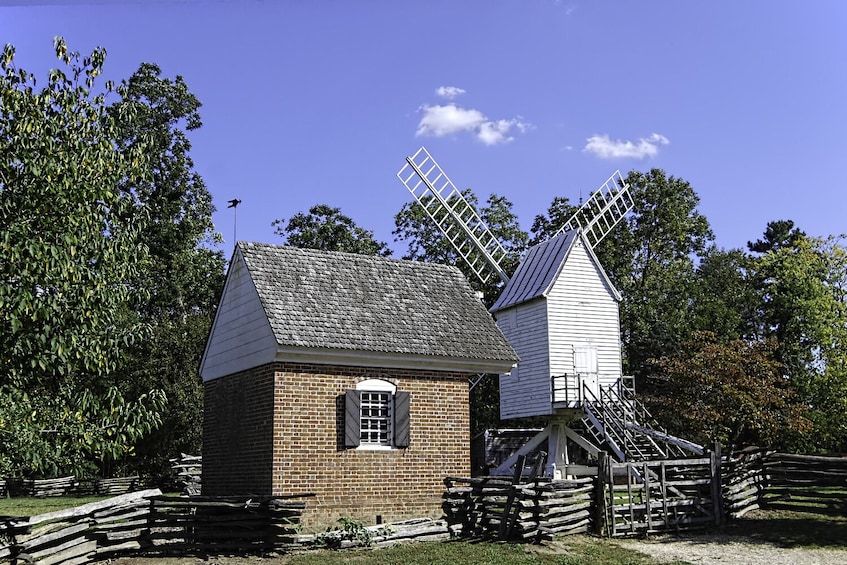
[[279, 536, 687, 565], [0, 495, 111, 517]]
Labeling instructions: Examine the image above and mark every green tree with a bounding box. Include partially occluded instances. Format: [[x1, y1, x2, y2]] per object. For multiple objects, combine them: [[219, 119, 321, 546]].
[[527, 195, 579, 246], [107, 63, 226, 476], [690, 246, 759, 341], [592, 169, 713, 387], [747, 219, 806, 254], [393, 191, 527, 304], [109, 62, 224, 319], [393, 191, 527, 433], [0, 39, 165, 477], [648, 332, 810, 451], [274, 204, 392, 257], [119, 315, 213, 476], [0, 385, 164, 478], [755, 235, 847, 451]]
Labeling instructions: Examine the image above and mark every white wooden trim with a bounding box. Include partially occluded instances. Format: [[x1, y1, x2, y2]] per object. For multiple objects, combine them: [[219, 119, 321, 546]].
[[356, 378, 397, 393]]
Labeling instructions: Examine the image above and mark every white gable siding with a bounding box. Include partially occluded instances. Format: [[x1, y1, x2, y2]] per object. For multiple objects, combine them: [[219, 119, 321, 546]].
[[547, 239, 622, 390], [200, 252, 278, 381], [497, 299, 553, 420]]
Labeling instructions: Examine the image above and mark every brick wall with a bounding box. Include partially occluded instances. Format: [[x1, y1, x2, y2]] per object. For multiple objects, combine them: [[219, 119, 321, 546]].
[[203, 365, 275, 496], [203, 361, 470, 530]]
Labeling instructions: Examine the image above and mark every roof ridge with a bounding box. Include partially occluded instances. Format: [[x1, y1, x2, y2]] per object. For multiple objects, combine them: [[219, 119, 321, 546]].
[[238, 241, 462, 273]]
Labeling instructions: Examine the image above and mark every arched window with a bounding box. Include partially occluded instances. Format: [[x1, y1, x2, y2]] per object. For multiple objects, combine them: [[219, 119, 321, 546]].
[[344, 379, 410, 450]]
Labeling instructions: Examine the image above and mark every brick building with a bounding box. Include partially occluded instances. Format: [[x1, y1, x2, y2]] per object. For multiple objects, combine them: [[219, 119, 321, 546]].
[[200, 242, 517, 528]]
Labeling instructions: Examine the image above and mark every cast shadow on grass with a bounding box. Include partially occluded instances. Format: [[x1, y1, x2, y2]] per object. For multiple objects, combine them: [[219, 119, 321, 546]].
[[722, 509, 847, 548]]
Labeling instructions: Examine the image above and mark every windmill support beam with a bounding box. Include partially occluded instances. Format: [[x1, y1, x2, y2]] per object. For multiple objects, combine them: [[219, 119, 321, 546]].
[[545, 421, 570, 479], [562, 425, 602, 459], [490, 424, 551, 476], [491, 420, 606, 479], [468, 373, 487, 391], [625, 422, 705, 455]]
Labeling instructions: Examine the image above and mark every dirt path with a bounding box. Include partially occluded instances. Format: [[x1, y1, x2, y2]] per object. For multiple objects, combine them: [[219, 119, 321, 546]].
[[615, 533, 847, 565]]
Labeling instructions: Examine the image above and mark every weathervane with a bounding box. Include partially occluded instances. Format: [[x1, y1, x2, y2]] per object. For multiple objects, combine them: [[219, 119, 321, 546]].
[[227, 198, 242, 246]]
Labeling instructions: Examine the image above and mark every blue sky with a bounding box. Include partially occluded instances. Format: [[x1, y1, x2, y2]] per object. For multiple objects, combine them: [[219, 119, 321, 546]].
[[3, 1, 845, 257]]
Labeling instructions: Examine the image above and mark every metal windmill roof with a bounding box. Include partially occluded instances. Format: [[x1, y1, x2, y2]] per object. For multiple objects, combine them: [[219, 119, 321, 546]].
[[237, 242, 518, 367], [489, 230, 620, 313]]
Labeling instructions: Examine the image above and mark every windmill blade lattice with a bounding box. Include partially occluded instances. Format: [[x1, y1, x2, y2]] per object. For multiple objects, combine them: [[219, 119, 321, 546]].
[[397, 147, 510, 284], [556, 170, 633, 248]]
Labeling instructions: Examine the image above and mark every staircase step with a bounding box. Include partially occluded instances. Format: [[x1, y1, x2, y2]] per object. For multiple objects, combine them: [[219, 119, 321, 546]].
[[579, 382, 699, 464]]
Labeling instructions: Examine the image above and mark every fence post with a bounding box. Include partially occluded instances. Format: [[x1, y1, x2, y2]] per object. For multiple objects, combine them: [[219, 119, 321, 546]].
[[710, 442, 724, 526], [594, 451, 609, 536], [498, 454, 526, 539]]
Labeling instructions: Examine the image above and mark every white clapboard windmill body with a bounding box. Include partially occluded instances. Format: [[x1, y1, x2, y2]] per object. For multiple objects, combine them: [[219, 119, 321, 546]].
[[397, 147, 703, 478]]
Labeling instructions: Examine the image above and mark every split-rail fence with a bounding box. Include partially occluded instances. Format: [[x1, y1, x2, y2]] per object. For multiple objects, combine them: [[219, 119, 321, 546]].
[[3, 447, 847, 561], [447, 446, 847, 541], [444, 449, 723, 540], [0, 490, 308, 564], [0, 477, 141, 499], [723, 449, 847, 518]]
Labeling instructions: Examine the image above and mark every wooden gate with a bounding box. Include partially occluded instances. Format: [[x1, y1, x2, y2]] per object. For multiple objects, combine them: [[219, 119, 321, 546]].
[[594, 449, 723, 537]]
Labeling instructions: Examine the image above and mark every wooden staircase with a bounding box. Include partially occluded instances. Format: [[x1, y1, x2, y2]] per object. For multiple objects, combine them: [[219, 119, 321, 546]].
[[578, 378, 703, 463], [490, 377, 705, 478]]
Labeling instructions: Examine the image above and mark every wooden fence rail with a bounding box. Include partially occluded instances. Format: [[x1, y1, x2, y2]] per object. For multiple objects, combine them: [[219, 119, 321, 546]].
[[4, 478, 77, 498], [722, 448, 768, 518], [1, 476, 142, 498], [445, 449, 724, 540], [443, 475, 594, 541], [447, 447, 847, 540], [724, 450, 847, 517], [0, 490, 307, 564], [169, 454, 202, 496]]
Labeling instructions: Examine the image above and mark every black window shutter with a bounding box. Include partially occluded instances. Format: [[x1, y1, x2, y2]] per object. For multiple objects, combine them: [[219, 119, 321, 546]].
[[344, 389, 361, 448], [394, 391, 410, 448]]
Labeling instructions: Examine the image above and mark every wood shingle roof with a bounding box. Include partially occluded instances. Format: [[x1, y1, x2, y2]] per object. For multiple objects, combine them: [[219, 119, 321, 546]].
[[237, 242, 518, 369]]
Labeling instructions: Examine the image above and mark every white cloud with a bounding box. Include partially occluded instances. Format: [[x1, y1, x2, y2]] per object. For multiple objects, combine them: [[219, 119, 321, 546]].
[[416, 98, 531, 146], [436, 86, 466, 99], [583, 133, 669, 159], [513, 117, 531, 133], [477, 119, 515, 145], [416, 104, 486, 137]]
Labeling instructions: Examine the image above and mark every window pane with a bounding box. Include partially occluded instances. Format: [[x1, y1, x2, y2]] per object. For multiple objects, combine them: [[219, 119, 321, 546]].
[[360, 391, 391, 445]]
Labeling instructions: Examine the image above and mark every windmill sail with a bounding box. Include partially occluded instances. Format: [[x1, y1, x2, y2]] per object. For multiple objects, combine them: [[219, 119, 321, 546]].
[[557, 170, 633, 248], [397, 147, 510, 284]]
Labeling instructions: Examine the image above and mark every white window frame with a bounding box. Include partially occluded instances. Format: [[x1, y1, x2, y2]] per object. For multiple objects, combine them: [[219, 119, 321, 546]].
[[355, 379, 396, 451]]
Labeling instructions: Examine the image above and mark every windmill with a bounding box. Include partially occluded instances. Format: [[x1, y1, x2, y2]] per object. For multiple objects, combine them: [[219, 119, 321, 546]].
[[397, 147, 702, 478], [397, 147, 634, 285]]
